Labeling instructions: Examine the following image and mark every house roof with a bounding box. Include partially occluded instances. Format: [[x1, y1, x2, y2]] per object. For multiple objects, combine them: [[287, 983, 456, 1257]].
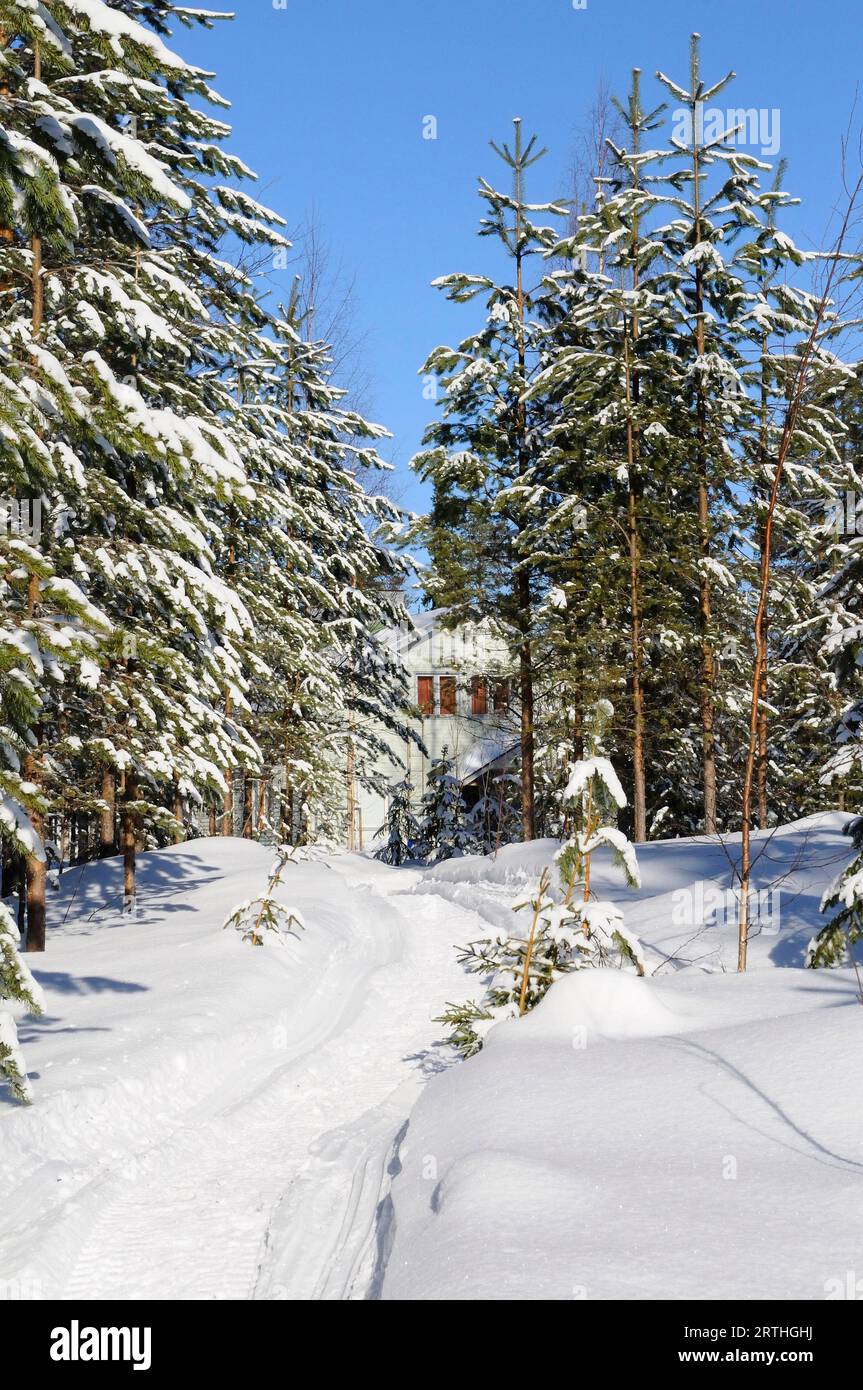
[[454, 733, 519, 784]]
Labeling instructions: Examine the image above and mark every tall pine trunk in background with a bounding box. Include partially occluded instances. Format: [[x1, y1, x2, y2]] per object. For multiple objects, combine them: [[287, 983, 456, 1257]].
[[623, 70, 647, 843], [24, 47, 46, 951], [100, 769, 116, 857], [689, 38, 718, 835], [513, 120, 536, 840], [121, 771, 139, 915]]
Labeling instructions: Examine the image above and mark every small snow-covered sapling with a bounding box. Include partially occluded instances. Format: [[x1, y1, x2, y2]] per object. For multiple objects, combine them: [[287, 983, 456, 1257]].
[[222, 847, 306, 947]]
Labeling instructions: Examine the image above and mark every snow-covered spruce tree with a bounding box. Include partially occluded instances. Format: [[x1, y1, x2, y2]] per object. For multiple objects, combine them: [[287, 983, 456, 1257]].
[[532, 68, 689, 844], [1, 4, 413, 922], [0, 899, 44, 1101], [722, 157, 854, 833], [374, 777, 419, 865], [229, 306, 416, 847], [438, 701, 644, 1057], [412, 120, 567, 840], [418, 748, 475, 863], [810, 365, 863, 817], [809, 817, 863, 971], [36, 1, 287, 895], [651, 35, 769, 834], [222, 845, 305, 947]]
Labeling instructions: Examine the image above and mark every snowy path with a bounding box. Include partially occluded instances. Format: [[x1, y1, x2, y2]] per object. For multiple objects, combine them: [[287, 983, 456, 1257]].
[[0, 847, 484, 1302], [6, 818, 854, 1302]]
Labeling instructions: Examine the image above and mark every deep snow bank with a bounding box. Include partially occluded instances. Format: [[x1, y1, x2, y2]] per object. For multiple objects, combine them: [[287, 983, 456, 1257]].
[[382, 813, 863, 1300]]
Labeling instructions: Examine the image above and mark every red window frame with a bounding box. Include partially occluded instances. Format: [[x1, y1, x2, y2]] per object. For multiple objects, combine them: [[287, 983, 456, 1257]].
[[471, 676, 488, 716], [417, 675, 434, 715], [439, 675, 457, 716]]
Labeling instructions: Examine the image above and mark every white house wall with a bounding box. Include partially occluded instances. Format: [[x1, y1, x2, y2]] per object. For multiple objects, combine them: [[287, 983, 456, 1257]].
[[347, 612, 517, 850]]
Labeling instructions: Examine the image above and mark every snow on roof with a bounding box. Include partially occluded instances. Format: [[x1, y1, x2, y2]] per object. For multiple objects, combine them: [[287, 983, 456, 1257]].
[[377, 607, 447, 653], [454, 733, 518, 784], [378, 608, 512, 661]]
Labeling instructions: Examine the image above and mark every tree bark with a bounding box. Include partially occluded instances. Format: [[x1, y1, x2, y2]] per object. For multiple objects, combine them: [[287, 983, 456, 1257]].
[[0, 28, 12, 295], [23, 756, 45, 953], [690, 45, 718, 835], [518, 569, 536, 841], [23, 570, 45, 951], [173, 781, 184, 843], [242, 776, 254, 839], [30, 43, 43, 331], [121, 771, 139, 914], [627, 481, 647, 842], [756, 649, 769, 830], [99, 767, 116, 857], [621, 72, 648, 843], [513, 119, 536, 841]]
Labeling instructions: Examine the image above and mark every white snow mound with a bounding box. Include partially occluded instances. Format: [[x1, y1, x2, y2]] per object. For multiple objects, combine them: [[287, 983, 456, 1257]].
[[485, 969, 687, 1047]]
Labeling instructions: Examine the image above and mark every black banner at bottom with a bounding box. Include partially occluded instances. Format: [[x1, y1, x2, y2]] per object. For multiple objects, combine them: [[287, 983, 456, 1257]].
[[2, 1299, 854, 1376]]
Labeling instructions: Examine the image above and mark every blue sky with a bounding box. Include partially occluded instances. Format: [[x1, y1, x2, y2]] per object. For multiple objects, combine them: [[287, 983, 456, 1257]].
[[186, 0, 862, 510]]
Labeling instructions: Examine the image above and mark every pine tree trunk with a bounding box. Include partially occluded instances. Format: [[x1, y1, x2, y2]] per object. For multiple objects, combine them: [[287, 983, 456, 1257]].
[[518, 570, 536, 841], [121, 771, 139, 914], [99, 768, 116, 857], [346, 737, 356, 850], [30, 45, 43, 330], [683, 46, 718, 836], [757, 651, 769, 829], [242, 776, 254, 839], [22, 55, 48, 948], [221, 520, 236, 835], [513, 121, 536, 841], [627, 483, 647, 842], [173, 783, 184, 843], [698, 474, 717, 835], [222, 775, 234, 836], [23, 569, 46, 951], [23, 739, 46, 952], [23, 764, 46, 953], [623, 302, 646, 839], [756, 332, 771, 830], [0, 28, 12, 294]]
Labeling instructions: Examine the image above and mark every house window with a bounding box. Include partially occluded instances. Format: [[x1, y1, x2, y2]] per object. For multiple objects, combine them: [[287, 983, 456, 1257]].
[[417, 675, 434, 715], [471, 676, 487, 717], [493, 678, 510, 712], [439, 675, 457, 716]]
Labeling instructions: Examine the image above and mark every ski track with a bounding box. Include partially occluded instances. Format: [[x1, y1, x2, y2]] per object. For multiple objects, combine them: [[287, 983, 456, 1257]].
[[41, 868, 483, 1302]]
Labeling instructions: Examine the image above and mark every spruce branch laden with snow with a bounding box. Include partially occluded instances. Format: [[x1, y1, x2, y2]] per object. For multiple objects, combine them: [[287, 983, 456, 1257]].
[[0, 900, 45, 1102], [809, 818, 863, 991], [222, 846, 305, 947]]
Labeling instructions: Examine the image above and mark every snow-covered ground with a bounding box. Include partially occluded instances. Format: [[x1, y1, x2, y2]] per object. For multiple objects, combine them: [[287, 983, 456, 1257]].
[[1, 815, 861, 1301]]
